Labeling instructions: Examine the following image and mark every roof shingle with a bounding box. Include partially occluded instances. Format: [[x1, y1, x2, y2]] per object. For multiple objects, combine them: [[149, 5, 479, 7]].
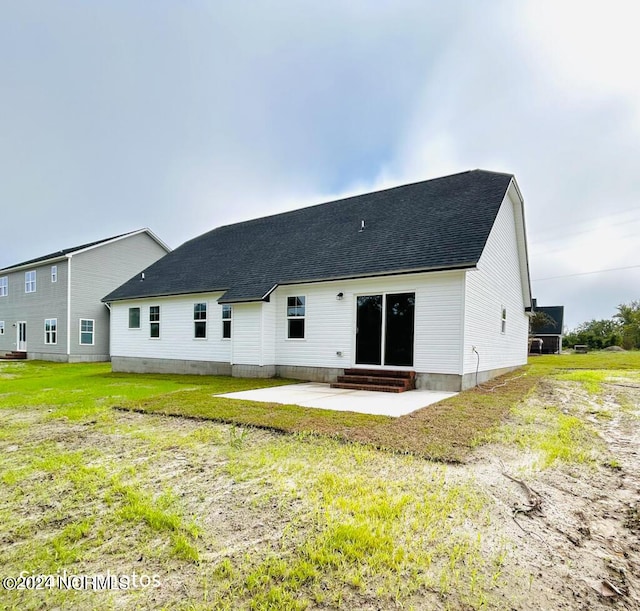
[[103, 170, 514, 303]]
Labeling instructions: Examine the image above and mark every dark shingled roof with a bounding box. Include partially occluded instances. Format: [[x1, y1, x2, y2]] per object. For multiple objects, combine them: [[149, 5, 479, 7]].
[[103, 170, 515, 304], [1, 230, 142, 272]]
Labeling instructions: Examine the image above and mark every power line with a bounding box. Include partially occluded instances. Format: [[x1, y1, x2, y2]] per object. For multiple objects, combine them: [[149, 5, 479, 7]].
[[532, 264, 640, 282], [528, 205, 640, 247], [529, 215, 640, 249]]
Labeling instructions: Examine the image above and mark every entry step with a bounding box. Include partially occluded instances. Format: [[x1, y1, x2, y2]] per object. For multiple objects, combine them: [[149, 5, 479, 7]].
[[331, 369, 416, 393]]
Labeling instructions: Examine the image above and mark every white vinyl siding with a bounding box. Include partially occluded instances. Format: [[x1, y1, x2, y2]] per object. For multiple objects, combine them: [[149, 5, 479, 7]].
[[463, 191, 529, 374], [231, 303, 263, 365], [273, 271, 464, 374], [109, 293, 231, 363]]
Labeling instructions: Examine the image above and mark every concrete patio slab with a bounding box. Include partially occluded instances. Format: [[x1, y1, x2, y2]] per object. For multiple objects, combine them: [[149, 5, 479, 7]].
[[216, 382, 458, 417]]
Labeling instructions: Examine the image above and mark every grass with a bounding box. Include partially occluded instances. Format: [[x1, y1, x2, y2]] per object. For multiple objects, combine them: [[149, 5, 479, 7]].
[[124, 369, 540, 463], [0, 353, 638, 609]]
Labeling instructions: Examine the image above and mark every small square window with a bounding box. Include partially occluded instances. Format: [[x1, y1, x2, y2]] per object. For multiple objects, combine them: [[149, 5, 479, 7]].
[[0, 321, 5, 335], [129, 307, 141, 329]]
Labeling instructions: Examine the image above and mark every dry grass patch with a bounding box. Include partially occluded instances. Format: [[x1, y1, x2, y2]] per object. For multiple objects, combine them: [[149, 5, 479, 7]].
[[123, 370, 541, 463]]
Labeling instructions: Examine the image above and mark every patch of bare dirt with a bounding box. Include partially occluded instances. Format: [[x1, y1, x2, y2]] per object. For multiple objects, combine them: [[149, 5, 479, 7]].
[[462, 379, 640, 610]]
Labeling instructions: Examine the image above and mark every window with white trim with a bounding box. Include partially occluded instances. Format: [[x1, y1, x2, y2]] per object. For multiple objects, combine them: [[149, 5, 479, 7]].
[[25, 270, 36, 293], [0, 277, 7, 297], [0, 321, 4, 335], [80, 319, 94, 345], [287, 296, 306, 339], [501, 306, 507, 334], [222, 305, 232, 339], [150, 306, 160, 338], [128, 307, 141, 329], [45, 318, 57, 344], [51, 265, 57, 283], [194, 303, 207, 339]]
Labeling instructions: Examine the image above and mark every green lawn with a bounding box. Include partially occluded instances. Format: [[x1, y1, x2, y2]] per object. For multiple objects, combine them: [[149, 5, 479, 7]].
[[1, 354, 638, 610]]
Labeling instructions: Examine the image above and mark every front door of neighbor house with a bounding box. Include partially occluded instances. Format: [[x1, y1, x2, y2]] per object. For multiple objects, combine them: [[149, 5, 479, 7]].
[[355, 293, 415, 367], [17, 321, 27, 352]]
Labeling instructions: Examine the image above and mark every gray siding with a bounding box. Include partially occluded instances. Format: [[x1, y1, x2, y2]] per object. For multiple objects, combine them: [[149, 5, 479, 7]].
[[0, 261, 68, 356], [69, 233, 169, 360], [0, 231, 168, 361]]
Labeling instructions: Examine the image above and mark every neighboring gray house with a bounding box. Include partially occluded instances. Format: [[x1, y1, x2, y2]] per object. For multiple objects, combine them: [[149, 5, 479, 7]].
[[104, 170, 533, 391], [0, 229, 169, 362]]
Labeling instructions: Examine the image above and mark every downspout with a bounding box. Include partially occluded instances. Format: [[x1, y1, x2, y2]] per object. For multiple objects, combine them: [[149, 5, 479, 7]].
[[66, 254, 72, 358]]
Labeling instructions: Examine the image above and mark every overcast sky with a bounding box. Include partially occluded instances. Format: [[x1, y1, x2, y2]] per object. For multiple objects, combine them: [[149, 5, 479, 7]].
[[1, 1, 638, 329]]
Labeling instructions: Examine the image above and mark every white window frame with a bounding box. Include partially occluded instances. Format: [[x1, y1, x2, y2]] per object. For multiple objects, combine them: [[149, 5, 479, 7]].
[[0, 321, 4, 335], [149, 306, 160, 339], [194, 302, 207, 339], [286, 296, 306, 340], [25, 270, 36, 293], [222, 305, 232, 340], [501, 306, 507, 334], [0, 277, 7, 297], [79, 319, 95, 345], [128, 307, 141, 329], [44, 318, 57, 345], [51, 265, 57, 283]]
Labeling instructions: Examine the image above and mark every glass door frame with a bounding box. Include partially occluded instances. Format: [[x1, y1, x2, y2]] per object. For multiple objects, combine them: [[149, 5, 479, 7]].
[[353, 291, 416, 369]]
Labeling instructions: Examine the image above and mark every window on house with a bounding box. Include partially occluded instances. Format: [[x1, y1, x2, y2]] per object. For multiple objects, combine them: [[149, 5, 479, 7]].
[[0, 321, 5, 335], [80, 319, 94, 345], [45, 318, 57, 344], [25, 271, 36, 293], [129, 307, 141, 329], [501, 307, 507, 334], [150, 306, 160, 338], [194, 303, 207, 339], [51, 266, 57, 283], [222, 305, 232, 339], [287, 296, 306, 339], [0, 277, 7, 297]]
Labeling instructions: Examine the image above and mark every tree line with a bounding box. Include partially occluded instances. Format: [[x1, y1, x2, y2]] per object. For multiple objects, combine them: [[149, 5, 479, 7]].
[[563, 300, 640, 350]]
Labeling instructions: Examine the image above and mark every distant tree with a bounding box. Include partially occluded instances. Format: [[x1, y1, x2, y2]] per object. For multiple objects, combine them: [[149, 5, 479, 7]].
[[563, 318, 622, 350], [529, 310, 556, 335], [614, 300, 640, 349]]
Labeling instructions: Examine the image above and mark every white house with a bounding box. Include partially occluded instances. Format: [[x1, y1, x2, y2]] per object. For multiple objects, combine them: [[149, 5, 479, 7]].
[[103, 170, 532, 391]]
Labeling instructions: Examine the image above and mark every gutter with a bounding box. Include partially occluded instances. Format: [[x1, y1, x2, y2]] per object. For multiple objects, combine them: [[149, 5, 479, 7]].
[[66, 254, 72, 357]]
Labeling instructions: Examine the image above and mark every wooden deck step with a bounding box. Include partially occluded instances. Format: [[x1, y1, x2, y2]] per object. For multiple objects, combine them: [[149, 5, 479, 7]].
[[2, 351, 27, 360], [331, 369, 416, 393], [331, 382, 406, 393]]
